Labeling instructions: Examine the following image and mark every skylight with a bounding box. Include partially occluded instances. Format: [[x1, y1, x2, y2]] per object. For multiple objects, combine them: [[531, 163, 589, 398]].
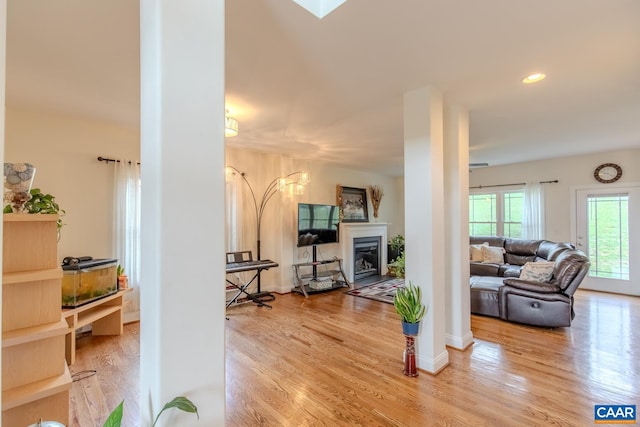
[[291, 0, 347, 19]]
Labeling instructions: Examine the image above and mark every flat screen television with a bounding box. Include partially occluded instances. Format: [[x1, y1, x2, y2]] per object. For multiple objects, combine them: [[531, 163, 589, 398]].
[[297, 203, 340, 247]]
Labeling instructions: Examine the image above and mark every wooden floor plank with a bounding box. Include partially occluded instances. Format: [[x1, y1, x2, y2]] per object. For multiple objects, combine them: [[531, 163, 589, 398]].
[[69, 289, 640, 426]]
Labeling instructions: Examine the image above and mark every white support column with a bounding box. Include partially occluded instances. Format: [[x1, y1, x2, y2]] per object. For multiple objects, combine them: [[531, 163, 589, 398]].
[[404, 86, 449, 374], [444, 104, 474, 350], [140, 1, 226, 426], [0, 0, 6, 406]]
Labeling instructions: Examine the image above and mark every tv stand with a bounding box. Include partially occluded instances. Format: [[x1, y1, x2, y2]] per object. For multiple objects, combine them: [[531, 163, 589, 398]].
[[292, 247, 352, 297]]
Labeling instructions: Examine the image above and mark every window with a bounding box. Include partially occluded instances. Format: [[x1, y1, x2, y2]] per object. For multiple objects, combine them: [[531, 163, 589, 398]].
[[469, 189, 524, 237], [587, 193, 629, 280]]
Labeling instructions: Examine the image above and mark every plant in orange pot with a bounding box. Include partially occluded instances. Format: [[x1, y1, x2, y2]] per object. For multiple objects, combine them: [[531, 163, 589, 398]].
[[117, 264, 129, 290]]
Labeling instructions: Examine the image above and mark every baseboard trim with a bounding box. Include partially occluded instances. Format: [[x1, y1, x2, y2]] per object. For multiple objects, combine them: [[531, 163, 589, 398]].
[[417, 348, 450, 374], [124, 310, 140, 324], [446, 331, 474, 350]]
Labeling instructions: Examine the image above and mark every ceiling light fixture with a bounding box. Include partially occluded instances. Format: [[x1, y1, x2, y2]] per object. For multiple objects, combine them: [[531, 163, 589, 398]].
[[225, 109, 239, 137], [522, 73, 546, 84]]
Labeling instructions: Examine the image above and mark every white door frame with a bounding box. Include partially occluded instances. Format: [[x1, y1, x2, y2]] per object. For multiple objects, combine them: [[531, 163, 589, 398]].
[[570, 182, 640, 296]]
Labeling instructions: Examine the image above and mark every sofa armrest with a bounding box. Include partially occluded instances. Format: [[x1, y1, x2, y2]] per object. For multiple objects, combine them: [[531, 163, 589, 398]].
[[502, 278, 560, 294], [470, 262, 500, 276]]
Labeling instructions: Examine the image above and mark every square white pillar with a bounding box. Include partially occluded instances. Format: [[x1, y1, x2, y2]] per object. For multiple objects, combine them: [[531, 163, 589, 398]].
[[140, 1, 226, 425], [404, 86, 449, 374], [444, 104, 473, 350]]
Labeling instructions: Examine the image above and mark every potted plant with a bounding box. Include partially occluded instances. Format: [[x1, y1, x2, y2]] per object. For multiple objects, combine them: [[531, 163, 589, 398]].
[[393, 281, 426, 334], [3, 187, 66, 232], [387, 234, 404, 263], [117, 264, 129, 290], [387, 250, 405, 278], [393, 281, 427, 377]]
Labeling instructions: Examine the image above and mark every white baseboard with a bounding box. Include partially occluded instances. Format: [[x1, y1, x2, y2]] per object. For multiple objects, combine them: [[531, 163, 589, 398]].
[[417, 348, 449, 374], [446, 331, 474, 350], [124, 310, 140, 324]]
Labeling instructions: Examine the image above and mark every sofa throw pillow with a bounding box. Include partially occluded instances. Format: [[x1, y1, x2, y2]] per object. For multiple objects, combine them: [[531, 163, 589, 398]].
[[481, 245, 505, 264], [470, 242, 489, 261], [519, 261, 555, 282]]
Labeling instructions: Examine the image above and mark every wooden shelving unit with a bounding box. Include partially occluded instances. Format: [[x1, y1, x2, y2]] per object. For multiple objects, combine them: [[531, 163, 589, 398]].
[[63, 289, 128, 365], [2, 214, 71, 426]]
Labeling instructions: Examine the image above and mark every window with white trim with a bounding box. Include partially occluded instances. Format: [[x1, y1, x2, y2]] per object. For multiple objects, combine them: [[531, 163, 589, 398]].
[[469, 189, 524, 238]]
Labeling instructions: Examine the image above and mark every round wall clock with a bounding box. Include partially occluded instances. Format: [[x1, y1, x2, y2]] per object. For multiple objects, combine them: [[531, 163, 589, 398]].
[[594, 163, 622, 184]]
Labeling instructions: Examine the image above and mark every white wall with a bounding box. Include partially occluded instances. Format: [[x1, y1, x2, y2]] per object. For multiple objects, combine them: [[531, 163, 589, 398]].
[[469, 148, 640, 243], [5, 107, 140, 262], [226, 146, 404, 293], [4, 108, 402, 297]]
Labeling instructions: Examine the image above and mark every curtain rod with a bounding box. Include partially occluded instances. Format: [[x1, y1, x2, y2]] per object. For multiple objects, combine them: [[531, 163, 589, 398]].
[[97, 156, 140, 165], [470, 179, 558, 190]]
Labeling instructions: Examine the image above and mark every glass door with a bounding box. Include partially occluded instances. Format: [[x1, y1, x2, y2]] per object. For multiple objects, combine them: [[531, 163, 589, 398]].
[[575, 186, 640, 295]]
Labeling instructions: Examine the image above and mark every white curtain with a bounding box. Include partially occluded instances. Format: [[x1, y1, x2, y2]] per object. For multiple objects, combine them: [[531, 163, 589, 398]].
[[113, 159, 141, 321], [523, 182, 545, 239], [226, 176, 238, 252]]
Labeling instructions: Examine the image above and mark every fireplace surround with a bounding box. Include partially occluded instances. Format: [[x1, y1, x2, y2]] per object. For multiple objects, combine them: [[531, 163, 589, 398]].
[[339, 223, 388, 283]]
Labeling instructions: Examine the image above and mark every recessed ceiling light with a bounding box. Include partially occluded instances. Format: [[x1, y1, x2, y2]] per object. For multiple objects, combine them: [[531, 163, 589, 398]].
[[522, 73, 546, 84]]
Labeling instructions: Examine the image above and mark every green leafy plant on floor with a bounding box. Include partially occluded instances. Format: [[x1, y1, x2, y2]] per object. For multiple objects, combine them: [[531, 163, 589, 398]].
[[393, 281, 427, 324], [103, 396, 199, 427], [3, 188, 66, 230], [387, 250, 405, 278]]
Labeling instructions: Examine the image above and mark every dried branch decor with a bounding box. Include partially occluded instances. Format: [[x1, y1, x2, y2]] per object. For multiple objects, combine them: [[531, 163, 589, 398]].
[[368, 185, 384, 218]]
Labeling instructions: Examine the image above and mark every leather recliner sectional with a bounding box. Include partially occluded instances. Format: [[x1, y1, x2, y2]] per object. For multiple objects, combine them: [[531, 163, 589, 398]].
[[469, 236, 590, 327]]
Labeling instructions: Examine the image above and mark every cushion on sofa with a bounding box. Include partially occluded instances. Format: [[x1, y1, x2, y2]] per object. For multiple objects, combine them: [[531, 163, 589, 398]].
[[505, 253, 537, 266], [481, 245, 505, 264], [470, 262, 500, 276], [470, 242, 489, 261], [500, 266, 522, 277], [536, 241, 574, 261], [519, 261, 555, 282], [504, 238, 541, 255]]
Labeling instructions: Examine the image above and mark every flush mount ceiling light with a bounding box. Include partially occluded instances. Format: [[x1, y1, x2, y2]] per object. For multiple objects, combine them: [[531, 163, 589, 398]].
[[225, 109, 239, 137], [522, 73, 546, 84]]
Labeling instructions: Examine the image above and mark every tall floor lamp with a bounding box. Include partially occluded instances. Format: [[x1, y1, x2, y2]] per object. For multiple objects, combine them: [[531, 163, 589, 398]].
[[226, 166, 310, 297]]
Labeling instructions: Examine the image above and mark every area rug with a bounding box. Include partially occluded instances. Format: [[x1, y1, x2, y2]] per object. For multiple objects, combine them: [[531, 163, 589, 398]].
[[346, 277, 405, 304]]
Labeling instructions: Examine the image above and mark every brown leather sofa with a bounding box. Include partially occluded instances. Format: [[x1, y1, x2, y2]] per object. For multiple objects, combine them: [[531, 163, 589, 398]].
[[469, 236, 590, 327]]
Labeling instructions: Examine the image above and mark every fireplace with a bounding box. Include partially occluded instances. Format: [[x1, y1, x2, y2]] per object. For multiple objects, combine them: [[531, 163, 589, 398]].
[[339, 223, 388, 283], [353, 237, 381, 281]]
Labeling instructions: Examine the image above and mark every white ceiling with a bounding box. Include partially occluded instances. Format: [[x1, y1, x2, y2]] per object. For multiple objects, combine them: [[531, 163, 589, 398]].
[[6, 0, 640, 176]]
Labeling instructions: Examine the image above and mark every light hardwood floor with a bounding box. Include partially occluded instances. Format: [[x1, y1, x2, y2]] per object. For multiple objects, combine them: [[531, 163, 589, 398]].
[[70, 289, 639, 426]]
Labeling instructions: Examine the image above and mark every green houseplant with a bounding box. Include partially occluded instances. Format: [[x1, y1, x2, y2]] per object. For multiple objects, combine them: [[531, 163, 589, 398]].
[[393, 281, 427, 377], [3, 187, 66, 230], [387, 250, 405, 278], [393, 281, 426, 329], [103, 396, 198, 427], [388, 234, 404, 263], [117, 264, 129, 289]]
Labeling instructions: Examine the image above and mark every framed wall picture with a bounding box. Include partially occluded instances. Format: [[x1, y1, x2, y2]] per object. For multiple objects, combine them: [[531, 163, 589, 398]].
[[336, 185, 369, 223]]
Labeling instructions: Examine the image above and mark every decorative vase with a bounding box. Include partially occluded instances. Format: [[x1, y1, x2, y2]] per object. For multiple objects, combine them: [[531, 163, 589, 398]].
[[3, 162, 36, 213], [401, 321, 419, 377], [403, 335, 418, 377]]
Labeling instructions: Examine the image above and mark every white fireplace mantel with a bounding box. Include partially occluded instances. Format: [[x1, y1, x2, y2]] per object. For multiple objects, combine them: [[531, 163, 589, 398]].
[[339, 222, 388, 282]]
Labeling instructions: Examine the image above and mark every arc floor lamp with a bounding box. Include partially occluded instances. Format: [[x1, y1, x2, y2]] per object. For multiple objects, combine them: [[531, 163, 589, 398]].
[[226, 166, 310, 298]]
